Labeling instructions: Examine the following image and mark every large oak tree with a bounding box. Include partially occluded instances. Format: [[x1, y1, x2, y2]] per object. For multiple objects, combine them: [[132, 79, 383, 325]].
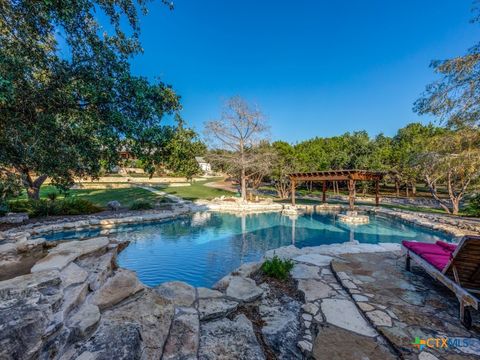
[[0, 0, 179, 199]]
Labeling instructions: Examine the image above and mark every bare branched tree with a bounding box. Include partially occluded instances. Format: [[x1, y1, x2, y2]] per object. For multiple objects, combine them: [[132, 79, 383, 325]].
[[204, 96, 269, 200]]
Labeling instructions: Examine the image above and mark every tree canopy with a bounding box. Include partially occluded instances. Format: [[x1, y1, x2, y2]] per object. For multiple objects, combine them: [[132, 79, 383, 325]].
[[0, 0, 180, 198], [414, 4, 480, 128]]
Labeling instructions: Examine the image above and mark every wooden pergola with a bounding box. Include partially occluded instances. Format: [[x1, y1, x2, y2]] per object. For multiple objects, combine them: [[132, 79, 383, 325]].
[[289, 170, 386, 209]]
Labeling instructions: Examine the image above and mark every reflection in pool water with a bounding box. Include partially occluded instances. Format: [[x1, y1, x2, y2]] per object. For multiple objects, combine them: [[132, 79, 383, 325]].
[[40, 211, 452, 288]]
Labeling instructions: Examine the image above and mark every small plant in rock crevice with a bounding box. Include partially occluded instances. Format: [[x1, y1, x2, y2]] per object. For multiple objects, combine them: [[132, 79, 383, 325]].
[[261, 255, 294, 280]]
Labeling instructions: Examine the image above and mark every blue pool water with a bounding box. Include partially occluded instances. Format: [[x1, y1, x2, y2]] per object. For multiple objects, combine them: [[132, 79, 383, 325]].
[[40, 211, 452, 287]]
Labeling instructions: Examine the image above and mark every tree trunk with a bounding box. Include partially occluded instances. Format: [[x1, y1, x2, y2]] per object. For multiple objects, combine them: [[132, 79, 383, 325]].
[[425, 175, 452, 214], [21, 171, 48, 200], [240, 167, 247, 201], [452, 199, 460, 215], [446, 172, 467, 216], [405, 185, 409, 198], [411, 183, 416, 197], [395, 180, 400, 197]]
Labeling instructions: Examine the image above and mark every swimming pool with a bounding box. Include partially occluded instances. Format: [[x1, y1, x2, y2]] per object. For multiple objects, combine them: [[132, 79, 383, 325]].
[[39, 211, 452, 288]]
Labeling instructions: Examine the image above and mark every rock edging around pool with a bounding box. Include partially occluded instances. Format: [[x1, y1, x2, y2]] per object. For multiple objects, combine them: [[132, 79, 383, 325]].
[[0, 234, 404, 360], [2, 200, 477, 253]]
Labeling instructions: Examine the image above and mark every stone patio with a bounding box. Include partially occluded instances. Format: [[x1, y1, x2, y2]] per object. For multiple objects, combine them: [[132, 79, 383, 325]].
[[332, 252, 480, 360]]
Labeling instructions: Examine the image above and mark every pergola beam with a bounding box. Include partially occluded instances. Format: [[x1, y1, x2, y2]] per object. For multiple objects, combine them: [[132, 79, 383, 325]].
[[288, 169, 385, 208]]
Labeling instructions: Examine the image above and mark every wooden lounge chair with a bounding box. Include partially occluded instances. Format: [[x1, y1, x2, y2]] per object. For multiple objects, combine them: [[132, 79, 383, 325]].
[[402, 236, 480, 329]]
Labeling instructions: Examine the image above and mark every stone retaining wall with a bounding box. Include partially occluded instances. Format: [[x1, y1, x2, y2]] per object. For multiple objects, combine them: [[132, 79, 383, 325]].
[[304, 194, 453, 209], [0, 207, 191, 244], [194, 198, 284, 213]]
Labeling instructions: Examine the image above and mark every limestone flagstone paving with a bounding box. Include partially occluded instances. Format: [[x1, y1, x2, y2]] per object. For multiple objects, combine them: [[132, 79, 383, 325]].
[[332, 252, 480, 360], [286, 246, 399, 359]]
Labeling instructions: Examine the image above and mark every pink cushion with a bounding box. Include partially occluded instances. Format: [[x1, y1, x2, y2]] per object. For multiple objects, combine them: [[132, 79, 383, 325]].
[[435, 241, 457, 253], [402, 241, 450, 256], [421, 253, 451, 271]]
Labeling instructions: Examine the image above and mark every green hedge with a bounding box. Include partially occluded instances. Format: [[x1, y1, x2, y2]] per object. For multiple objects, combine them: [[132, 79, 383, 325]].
[[465, 194, 480, 217], [129, 200, 153, 211], [8, 198, 103, 217]]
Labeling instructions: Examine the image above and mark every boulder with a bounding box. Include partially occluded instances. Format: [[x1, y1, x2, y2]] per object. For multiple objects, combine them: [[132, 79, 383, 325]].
[[260, 296, 302, 359], [199, 314, 265, 360], [31, 251, 78, 273], [212, 274, 234, 291], [225, 276, 263, 302], [0, 270, 63, 359], [162, 307, 199, 360], [75, 320, 142, 360], [31, 237, 109, 273], [61, 282, 89, 317], [60, 262, 88, 287], [234, 262, 262, 278], [102, 289, 175, 359], [107, 201, 121, 211], [15, 237, 46, 254], [197, 287, 223, 299], [198, 297, 238, 321], [49, 237, 109, 258], [78, 250, 116, 291], [91, 269, 143, 310], [0, 212, 28, 224], [68, 304, 101, 340], [155, 281, 196, 307]]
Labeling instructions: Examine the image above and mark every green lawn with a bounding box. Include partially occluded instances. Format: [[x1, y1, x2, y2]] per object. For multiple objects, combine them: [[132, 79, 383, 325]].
[[13, 185, 164, 208], [157, 180, 234, 201]]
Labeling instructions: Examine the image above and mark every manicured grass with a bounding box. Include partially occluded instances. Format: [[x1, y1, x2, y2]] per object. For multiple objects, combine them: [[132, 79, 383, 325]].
[[157, 180, 234, 201], [13, 185, 164, 208]]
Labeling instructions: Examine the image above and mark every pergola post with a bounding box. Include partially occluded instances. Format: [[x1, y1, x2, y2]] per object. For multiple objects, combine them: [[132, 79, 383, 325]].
[[375, 180, 380, 206], [291, 179, 296, 206], [322, 181, 327, 203], [347, 178, 355, 210]]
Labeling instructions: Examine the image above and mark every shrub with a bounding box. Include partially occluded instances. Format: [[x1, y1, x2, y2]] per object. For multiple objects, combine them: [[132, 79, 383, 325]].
[[8, 198, 102, 217], [0, 203, 9, 216], [129, 200, 153, 211], [465, 193, 480, 217], [58, 198, 103, 215], [8, 200, 32, 214], [261, 256, 294, 280], [46, 192, 59, 202]]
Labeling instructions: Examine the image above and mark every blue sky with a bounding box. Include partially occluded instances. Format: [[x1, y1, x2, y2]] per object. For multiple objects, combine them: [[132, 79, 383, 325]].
[[130, 0, 480, 142]]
